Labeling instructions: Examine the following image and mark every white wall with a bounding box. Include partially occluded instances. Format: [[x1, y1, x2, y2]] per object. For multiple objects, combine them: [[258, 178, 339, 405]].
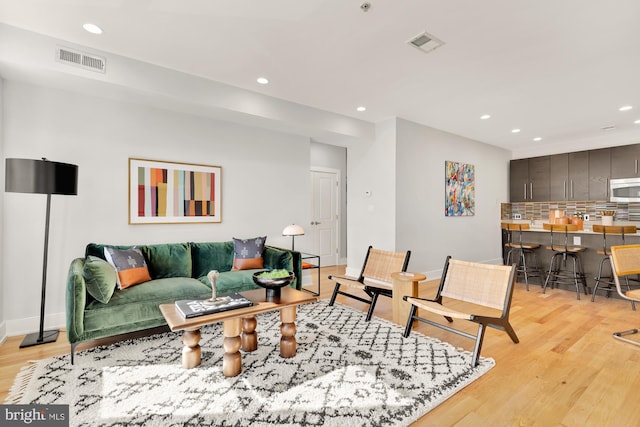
[[395, 118, 511, 278], [2, 80, 310, 336], [345, 119, 398, 275], [310, 141, 347, 263], [0, 77, 5, 343]]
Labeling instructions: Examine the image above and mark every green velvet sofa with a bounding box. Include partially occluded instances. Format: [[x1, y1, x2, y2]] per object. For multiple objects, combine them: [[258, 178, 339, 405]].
[[66, 241, 302, 362]]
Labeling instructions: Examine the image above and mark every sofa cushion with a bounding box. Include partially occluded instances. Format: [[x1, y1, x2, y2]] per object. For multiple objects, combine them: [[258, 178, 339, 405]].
[[141, 243, 192, 279], [84, 278, 212, 331], [263, 246, 294, 271], [82, 256, 117, 304], [232, 236, 266, 270], [86, 243, 135, 260], [191, 241, 234, 278], [104, 247, 152, 289]]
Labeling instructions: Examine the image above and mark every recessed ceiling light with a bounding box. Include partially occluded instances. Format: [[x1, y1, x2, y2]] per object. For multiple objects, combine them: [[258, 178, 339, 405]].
[[356, 106, 366, 112], [511, 129, 521, 133], [256, 77, 269, 85], [635, 119, 640, 124], [82, 23, 103, 34], [619, 105, 633, 111], [533, 137, 542, 141], [480, 114, 491, 120]]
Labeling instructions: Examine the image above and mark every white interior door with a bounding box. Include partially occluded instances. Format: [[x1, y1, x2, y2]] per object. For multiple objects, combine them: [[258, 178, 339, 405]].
[[310, 169, 339, 266]]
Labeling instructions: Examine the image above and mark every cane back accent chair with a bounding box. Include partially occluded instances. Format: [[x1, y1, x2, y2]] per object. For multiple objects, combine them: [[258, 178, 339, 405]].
[[328, 246, 411, 321], [609, 244, 640, 346], [591, 225, 638, 309], [403, 256, 519, 366]]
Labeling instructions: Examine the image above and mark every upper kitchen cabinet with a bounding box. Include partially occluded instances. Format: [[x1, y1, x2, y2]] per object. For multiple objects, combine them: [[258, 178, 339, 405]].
[[510, 156, 549, 202], [569, 151, 589, 200], [549, 152, 588, 201], [611, 144, 640, 178], [528, 156, 550, 201], [509, 159, 528, 202], [589, 148, 611, 200], [549, 154, 568, 200]]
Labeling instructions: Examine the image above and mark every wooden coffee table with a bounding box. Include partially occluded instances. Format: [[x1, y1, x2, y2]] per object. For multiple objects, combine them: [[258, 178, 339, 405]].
[[159, 287, 317, 377]]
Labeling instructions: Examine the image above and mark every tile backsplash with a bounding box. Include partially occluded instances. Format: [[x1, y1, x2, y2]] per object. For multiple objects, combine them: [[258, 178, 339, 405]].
[[501, 201, 640, 221]]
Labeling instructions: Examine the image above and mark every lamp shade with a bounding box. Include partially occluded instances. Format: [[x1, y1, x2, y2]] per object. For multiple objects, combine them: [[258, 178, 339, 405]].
[[282, 224, 305, 236], [5, 158, 78, 195]]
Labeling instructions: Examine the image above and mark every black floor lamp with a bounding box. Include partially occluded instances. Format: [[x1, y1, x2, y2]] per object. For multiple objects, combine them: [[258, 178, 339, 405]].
[[5, 158, 78, 348]]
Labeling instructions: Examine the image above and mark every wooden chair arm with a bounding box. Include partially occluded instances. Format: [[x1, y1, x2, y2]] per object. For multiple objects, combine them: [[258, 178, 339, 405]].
[[328, 274, 365, 290], [405, 297, 473, 320]]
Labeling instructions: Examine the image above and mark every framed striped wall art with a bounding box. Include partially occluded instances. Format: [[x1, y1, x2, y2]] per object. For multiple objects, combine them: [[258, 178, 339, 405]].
[[128, 158, 222, 224]]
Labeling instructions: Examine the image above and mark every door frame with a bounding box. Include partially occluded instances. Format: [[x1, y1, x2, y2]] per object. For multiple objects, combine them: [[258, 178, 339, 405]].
[[310, 166, 341, 266]]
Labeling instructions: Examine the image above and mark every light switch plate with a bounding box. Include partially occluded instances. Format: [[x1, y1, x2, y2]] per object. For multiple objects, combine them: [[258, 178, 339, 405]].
[[574, 236, 581, 246]]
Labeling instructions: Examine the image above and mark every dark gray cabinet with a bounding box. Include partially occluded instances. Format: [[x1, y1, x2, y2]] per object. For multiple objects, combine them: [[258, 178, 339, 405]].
[[589, 148, 611, 200], [509, 159, 528, 202], [529, 156, 550, 201], [569, 151, 589, 200], [611, 144, 640, 178], [549, 154, 568, 200], [548, 152, 588, 200], [511, 146, 617, 202], [509, 157, 549, 202]]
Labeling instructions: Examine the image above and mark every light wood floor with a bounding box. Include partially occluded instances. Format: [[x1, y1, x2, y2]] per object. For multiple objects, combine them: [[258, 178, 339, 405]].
[[2, 265, 640, 426]]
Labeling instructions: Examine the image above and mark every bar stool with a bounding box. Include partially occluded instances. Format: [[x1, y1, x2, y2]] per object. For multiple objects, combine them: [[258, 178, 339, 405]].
[[591, 224, 637, 310], [542, 223, 589, 299], [502, 223, 543, 291], [501, 222, 514, 265]]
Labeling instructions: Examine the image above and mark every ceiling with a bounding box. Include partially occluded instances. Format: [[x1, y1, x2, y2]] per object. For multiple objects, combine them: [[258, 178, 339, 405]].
[[1, 0, 640, 156]]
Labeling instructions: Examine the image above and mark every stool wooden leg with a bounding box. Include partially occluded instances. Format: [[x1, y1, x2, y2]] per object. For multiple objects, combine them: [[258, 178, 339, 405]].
[[279, 306, 297, 358], [223, 318, 242, 377], [182, 329, 201, 369], [242, 316, 258, 352]]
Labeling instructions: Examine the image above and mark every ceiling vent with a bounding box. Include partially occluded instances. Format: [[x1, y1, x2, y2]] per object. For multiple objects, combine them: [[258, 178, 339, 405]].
[[407, 31, 444, 53], [55, 46, 106, 73]]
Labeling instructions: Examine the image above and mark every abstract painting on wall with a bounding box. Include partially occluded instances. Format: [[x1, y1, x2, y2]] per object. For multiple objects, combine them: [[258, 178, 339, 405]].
[[129, 158, 222, 224], [445, 160, 475, 216]]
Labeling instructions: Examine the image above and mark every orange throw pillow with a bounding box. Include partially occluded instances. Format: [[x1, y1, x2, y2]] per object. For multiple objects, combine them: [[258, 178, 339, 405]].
[[104, 247, 152, 289]]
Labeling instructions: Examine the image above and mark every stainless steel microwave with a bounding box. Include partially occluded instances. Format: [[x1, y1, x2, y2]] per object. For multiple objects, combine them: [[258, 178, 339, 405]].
[[610, 178, 640, 202]]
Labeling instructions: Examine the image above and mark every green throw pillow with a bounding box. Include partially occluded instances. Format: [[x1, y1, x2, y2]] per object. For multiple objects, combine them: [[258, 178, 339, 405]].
[[83, 255, 117, 304], [141, 243, 192, 279]]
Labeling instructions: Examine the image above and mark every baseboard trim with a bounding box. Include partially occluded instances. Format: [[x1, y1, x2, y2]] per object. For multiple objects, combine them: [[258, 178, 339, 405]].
[[0, 321, 7, 345], [5, 312, 65, 337]]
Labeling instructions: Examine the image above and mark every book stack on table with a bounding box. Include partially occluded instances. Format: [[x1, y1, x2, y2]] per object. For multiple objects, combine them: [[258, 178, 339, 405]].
[[175, 292, 253, 318]]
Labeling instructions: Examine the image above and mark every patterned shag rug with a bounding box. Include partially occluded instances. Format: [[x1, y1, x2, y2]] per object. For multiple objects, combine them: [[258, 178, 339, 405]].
[[6, 300, 494, 426]]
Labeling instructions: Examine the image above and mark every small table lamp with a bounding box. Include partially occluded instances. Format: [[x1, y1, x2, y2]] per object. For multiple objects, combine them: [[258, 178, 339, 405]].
[[282, 224, 304, 251]]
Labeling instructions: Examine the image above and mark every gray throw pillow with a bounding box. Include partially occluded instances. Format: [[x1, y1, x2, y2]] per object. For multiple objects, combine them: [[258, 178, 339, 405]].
[[232, 236, 266, 271]]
